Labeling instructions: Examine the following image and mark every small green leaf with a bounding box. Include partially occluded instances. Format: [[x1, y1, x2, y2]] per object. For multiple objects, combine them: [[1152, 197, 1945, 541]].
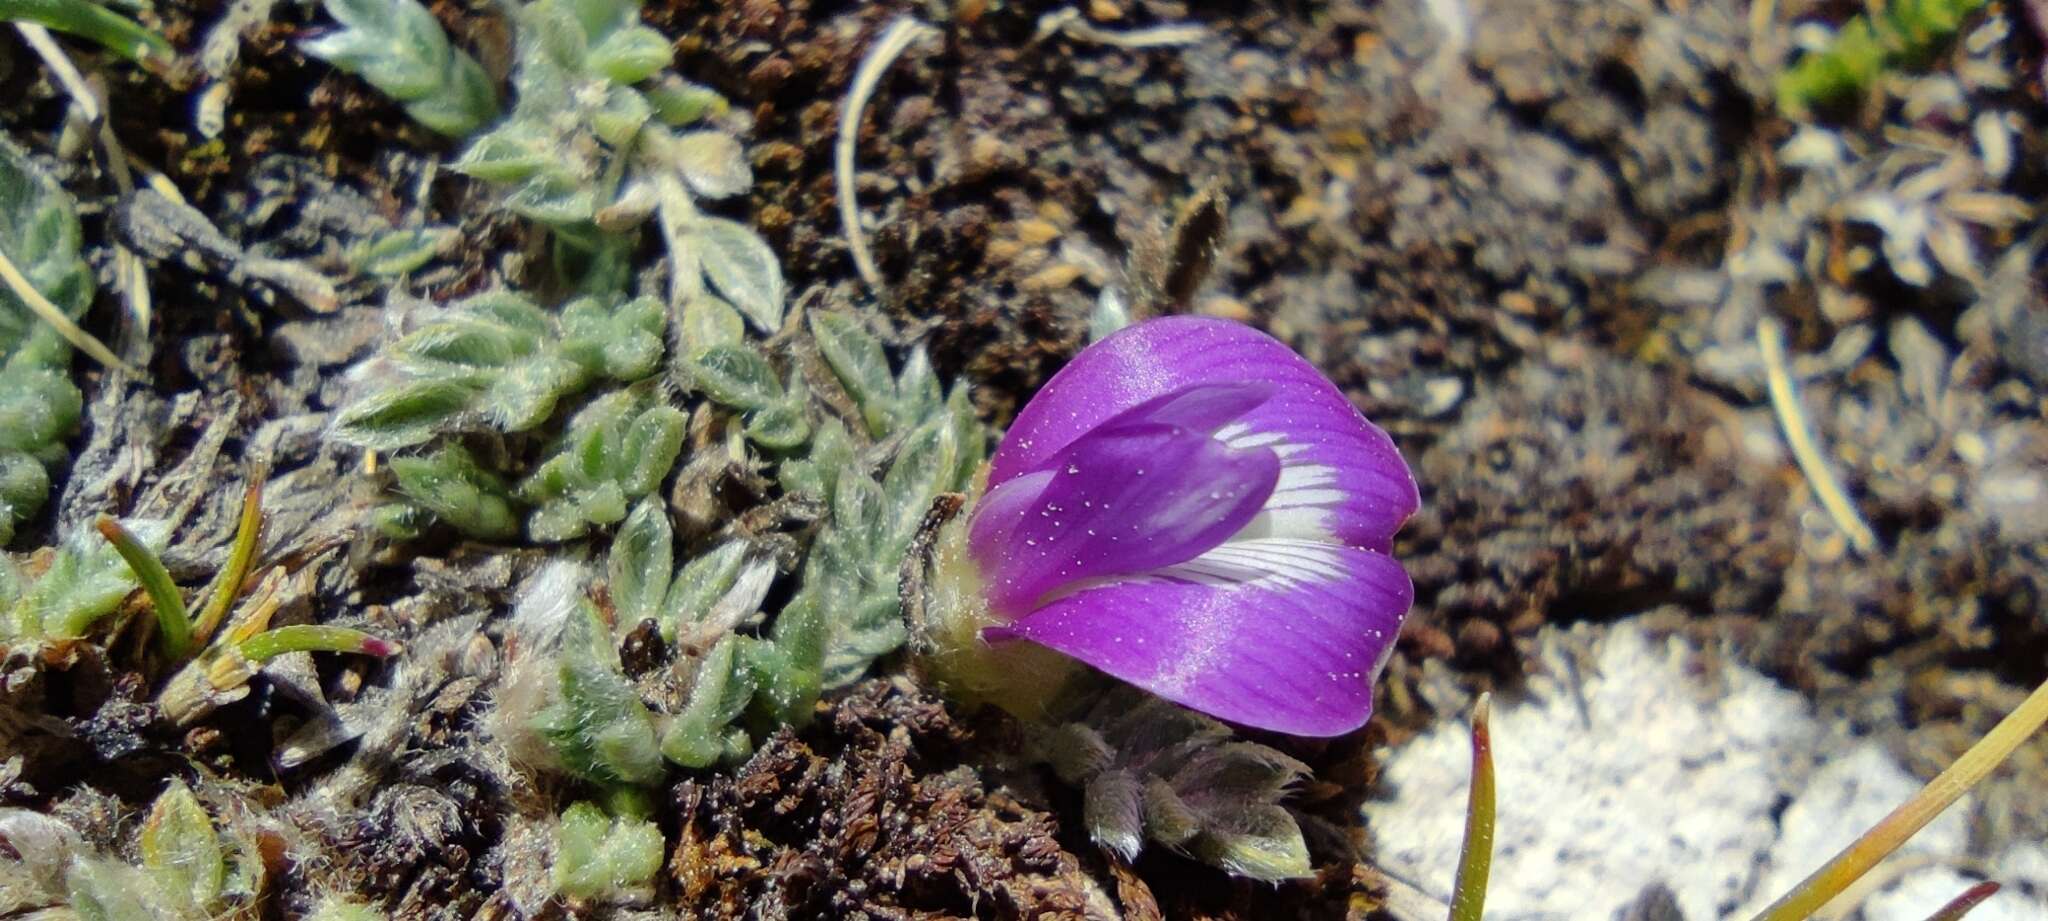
[[691, 218, 784, 333], [453, 129, 554, 183], [306, 0, 499, 137], [645, 79, 729, 126], [2, 0, 173, 64], [689, 344, 782, 411], [96, 516, 192, 660], [505, 171, 599, 227], [1450, 694, 1495, 921], [609, 498, 673, 627], [778, 417, 852, 499], [389, 445, 521, 541], [332, 377, 483, 451], [894, 348, 941, 426], [946, 386, 986, 489], [238, 625, 400, 661], [679, 293, 745, 359], [664, 542, 747, 633], [563, 295, 664, 381], [671, 130, 751, 200], [586, 25, 673, 84], [537, 602, 667, 787], [591, 84, 653, 148], [746, 619, 822, 727], [881, 415, 959, 552], [553, 801, 665, 902], [661, 636, 758, 768], [810, 312, 893, 437], [745, 395, 811, 450], [483, 355, 586, 432], [140, 780, 225, 910], [349, 227, 455, 277], [619, 404, 686, 497], [20, 520, 166, 638]]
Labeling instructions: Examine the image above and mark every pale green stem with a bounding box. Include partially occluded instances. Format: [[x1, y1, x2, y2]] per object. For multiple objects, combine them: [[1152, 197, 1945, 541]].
[[238, 625, 398, 662]]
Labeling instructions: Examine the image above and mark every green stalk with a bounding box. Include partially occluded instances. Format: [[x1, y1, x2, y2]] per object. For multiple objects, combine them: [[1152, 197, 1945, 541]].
[[1448, 693, 1494, 921], [238, 625, 398, 662], [0, 0, 173, 63], [194, 476, 264, 642], [1749, 677, 2048, 921], [1922, 882, 2000, 921], [96, 515, 191, 660]]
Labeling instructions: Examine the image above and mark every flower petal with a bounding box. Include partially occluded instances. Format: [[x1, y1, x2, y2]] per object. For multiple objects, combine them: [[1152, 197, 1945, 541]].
[[985, 539, 1411, 736], [989, 317, 1417, 550], [968, 419, 1279, 616]]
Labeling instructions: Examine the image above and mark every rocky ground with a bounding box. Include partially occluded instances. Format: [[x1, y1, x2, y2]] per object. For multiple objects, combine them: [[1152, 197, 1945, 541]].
[[1, 0, 2046, 918]]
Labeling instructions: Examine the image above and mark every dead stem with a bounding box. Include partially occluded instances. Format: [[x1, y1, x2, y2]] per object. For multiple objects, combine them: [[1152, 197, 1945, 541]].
[[837, 16, 939, 298], [1758, 316, 1878, 557]]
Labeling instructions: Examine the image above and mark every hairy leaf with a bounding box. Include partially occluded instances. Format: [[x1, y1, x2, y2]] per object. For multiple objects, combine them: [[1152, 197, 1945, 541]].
[[692, 218, 784, 333]]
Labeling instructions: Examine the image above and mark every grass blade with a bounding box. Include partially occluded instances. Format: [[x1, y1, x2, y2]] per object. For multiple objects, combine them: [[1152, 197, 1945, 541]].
[[193, 475, 263, 642], [96, 515, 190, 660], [1448, 692, 1494, 921], [0, 0, 173, 63], [1748, 678, 2048, 921]]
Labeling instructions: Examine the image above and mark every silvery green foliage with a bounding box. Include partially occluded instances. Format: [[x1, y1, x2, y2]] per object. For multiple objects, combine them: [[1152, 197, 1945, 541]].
[[518, 385, 686, 542], [536, 599, 668, 787], [1034, 688, 1314, 881], [373, 444, 520, 541], [605, 498, 812, 767], [0, 141, 91, 547], [333, 290, 664, 451], [302, 0, 500, 137], [677, 294, 809, 449], [789, 313, 984, 687], [30, 781, 268, 921], [0, 520, 164, 644], [347, 226, 457, 277], [552, 801, 664, 904], [450, 0, 784, 329], [528, 519, 811, 785]]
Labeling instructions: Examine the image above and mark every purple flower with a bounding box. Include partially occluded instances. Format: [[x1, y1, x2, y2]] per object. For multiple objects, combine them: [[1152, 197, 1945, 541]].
[[962, 316, 1419, 736]]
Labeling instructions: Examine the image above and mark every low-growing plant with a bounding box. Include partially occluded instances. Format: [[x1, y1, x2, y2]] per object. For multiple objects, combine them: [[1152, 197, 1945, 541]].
[[1032, 687, 1316, 881], [333, 290, 664, 451], [0, 139, 95, 546], [447, 0, 782, 323], [518, 384, 686, 542], [302, 0, 500, 137], [91, 480, 398, 723], [1778, 0, 1988, 114], [552, 801, 664, 904], [0, 780, 270, 921], [0, 518, 162, 644]]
